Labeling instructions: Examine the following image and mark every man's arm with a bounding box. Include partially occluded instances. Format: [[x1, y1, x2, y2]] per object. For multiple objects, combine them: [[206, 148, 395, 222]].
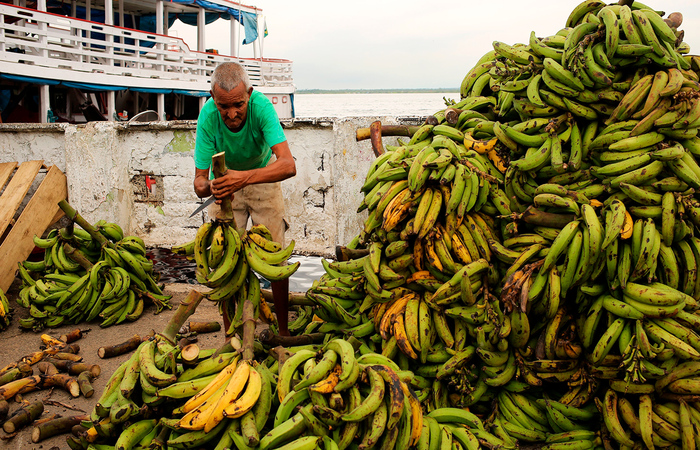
[[194, 168, 212, 198], [209, 141, 296, 200]]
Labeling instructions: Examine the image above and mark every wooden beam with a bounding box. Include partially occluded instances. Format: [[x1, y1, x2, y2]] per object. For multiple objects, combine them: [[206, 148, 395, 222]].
[[0, 162, 18, 191], [0, 160, 43, 239], [0, 165, 67, 292]]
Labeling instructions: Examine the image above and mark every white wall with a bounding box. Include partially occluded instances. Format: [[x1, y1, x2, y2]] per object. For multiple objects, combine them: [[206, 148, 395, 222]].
[[0, 118, 402, 257]]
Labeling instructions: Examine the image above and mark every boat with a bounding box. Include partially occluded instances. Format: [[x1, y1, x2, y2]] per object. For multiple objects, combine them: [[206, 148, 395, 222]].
[[0, 0, 295, 123]]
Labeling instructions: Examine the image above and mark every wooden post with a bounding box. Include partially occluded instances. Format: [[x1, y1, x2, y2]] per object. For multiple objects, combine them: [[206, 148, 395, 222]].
[[356, 124, 420, 141], [162, 290, 204, 343], [57, 200, 108, 246], [369, 120, 384, 157], [241, 296, 255, 361], [211, 152, 235, 224]]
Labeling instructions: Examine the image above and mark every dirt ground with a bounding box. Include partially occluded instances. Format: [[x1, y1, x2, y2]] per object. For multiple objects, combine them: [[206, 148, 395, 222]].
[[0, 281, 249, 450]]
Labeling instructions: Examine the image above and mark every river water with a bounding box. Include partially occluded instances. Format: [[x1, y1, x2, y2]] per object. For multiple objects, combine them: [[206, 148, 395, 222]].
[[293, 92, 460, 118]]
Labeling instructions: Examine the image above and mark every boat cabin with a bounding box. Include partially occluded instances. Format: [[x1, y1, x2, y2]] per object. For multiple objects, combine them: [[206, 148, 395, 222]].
[[0, 0, 295, 123]]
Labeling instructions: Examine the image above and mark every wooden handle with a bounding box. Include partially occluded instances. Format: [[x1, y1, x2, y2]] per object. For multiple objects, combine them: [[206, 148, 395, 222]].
[[211, 152, 235, 224]]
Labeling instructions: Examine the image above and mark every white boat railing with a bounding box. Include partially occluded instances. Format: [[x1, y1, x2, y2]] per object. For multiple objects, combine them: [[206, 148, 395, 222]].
[[0, 3, 293, 90]]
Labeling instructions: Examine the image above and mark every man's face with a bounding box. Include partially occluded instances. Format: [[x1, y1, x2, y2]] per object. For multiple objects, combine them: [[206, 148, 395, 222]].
[[212, 82, 252, 132]]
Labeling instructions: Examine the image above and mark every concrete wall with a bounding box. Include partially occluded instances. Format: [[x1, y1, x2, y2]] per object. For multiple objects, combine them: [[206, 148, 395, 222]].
[[0, 118, 403, 257]]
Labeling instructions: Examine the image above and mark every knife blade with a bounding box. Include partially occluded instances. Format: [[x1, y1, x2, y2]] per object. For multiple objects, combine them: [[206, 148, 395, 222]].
[[189, 196, 216, 218]]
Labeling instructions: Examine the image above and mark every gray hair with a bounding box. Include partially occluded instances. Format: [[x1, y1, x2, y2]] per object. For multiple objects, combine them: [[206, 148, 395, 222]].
[[211, 62, 251, 91]]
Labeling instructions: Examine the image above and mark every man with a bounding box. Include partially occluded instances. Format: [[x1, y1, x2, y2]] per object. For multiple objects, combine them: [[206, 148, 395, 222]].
[[193, 62, 296, 336]]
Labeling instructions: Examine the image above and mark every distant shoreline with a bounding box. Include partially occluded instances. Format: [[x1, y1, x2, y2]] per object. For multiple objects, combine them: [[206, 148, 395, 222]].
[[296, 88, 459, 94]]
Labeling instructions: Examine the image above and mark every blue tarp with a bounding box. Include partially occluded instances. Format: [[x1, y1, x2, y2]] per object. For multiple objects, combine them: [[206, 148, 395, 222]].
[[0, 73, 210, 97], [167, 0, 258, 44]]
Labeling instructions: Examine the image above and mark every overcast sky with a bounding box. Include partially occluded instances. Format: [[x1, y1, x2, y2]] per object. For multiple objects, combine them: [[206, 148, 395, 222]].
[[170, 0, 700, 90]]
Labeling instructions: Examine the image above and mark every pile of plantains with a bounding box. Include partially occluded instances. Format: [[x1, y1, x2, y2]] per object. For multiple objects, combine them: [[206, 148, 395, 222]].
[[298, 0, 700, 448]]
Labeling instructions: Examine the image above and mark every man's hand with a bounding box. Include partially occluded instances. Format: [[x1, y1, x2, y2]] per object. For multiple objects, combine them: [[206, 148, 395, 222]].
[[210, 170, 250, 203], [193, 141, 296, 203]]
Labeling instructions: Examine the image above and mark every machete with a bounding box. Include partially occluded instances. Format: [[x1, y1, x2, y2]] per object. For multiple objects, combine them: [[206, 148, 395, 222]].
[[189, 196, 216, 218]]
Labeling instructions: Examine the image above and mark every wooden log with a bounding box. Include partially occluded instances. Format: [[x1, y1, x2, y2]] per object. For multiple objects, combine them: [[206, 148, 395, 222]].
[[3, 400, 43, 433], [32, 415, 89, 443], [71, 423, 88, 437], [17, 362, 33, 377], [77, 371, 94, 398], [212, 152, 235, 224], [45, 359, 100, 377], [335, 245, 369, 262], [0, 364, 18, 379], [33, 413, 60, 426], [60, 328, 85, 344], [98, 335, 142, 359], [261, 289, 312, 306], [63, 243, 94, 271], [0, 368, 22, 387], [242, 298, 255, 361], [356, 124, 420, 141], [180, 344, 200, 366], [444, 107, 463, 125], [188, 321, 221, 334], [51, 352, 83, 362], [369, 120, 385, 157], [259, 329, 326, 347], [57, 200, 108, 246], [0, 399, 8, 423], [162, 290, 204, 343], [40, 373, 80, 397], [36, 362, 58, 376], [0, 375, 41, 400]]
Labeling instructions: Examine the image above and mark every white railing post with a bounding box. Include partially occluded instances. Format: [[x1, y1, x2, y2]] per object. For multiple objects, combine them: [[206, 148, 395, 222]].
[[157, 94, 165, 121], [230, 13, 237, 57], [156, 0, 164, 72], [197, 6, 205, 76], [39, 84, 50, 124], [105, 0, 114, 69], [107, 91, 115, 121]]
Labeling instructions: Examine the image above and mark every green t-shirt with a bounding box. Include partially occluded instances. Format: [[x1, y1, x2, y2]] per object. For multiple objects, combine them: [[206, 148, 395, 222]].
[[194, 90, 287, 176]]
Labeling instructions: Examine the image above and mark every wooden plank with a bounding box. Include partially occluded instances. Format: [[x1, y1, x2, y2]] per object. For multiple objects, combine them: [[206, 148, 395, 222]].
[[49, 208, 65, 226], [0, 160, 44, 239], [0, 162, 18, 192], [0, 165, 67, 293]]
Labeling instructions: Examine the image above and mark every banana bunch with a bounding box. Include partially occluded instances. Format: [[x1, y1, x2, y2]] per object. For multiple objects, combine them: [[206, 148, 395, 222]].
[[491, 388, 599, 445], [175, 358, 265, 433], [173, 222, 299, 335], [270, 339, 423, 450], [17, 222, 170, 330], [0, 288, 11, 331], [79, 337, 251, 449], [598, 388, 700, 449]]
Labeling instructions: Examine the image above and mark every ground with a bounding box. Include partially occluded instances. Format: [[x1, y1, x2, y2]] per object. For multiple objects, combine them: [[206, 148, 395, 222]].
[[0, 281, 239, 450]]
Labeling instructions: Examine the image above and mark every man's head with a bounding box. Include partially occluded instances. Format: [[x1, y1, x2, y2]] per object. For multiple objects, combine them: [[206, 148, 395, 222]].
[[210, 62, 253, 132]]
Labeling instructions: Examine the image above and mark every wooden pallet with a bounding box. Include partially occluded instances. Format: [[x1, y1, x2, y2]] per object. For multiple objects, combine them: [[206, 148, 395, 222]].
[[0, 161, 67, 292]]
